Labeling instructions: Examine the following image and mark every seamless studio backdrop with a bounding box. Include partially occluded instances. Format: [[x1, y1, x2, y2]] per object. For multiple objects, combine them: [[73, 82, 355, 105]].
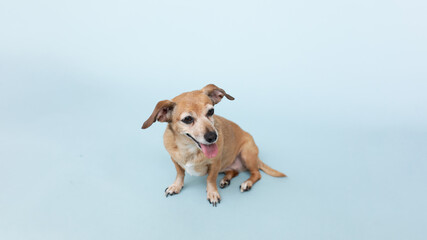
[[0, 1, 426, 240]]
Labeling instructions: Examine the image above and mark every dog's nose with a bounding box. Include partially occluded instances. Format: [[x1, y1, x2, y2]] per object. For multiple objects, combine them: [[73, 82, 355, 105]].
[[204, 131, 217, 143]]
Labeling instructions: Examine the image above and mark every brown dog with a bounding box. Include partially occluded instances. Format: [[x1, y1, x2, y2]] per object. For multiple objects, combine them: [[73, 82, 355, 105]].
[[142, 84, 286, 206]]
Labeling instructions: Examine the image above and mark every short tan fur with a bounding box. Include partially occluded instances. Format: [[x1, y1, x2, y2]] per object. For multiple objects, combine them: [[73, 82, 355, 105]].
[[142, 84, 286, 206]]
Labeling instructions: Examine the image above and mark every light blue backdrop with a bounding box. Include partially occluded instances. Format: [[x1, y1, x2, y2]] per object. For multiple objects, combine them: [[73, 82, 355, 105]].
[[1, 0, 426, 239]]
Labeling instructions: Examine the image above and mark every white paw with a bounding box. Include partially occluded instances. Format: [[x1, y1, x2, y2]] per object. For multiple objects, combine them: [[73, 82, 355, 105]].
[[240, 180, 253, 192], [165, 184, 183, 197], [207, 191, 221, 207]]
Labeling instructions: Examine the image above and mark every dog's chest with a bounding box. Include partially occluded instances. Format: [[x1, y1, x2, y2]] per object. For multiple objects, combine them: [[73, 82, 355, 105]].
[[183, 162, 208, 176], [174, 142, 209, 176]]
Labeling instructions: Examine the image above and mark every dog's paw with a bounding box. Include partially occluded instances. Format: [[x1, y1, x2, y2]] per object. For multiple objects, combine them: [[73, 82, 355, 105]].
[[219, 179, 230, 188], [165, 184, 183, 197], [240, 180, 253, 192], [207, 191, 221, 207]]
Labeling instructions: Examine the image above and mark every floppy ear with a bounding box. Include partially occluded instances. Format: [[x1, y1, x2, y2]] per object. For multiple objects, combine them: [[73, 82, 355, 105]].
[[141, 100, 176, 129], [201, 84, 235, 105]]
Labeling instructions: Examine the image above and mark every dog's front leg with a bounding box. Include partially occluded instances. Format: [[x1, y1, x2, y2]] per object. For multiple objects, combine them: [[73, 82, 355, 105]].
[[206, 161, 221, 207], [165, 158, 185, 197]]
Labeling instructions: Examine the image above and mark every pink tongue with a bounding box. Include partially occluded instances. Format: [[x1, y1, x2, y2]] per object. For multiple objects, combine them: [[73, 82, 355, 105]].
[[200, 143, 218, 158]]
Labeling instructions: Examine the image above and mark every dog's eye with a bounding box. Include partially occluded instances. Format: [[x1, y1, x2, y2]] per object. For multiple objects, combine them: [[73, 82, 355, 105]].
[[182, 116, 194, 124], [207, 109, 214, 117]]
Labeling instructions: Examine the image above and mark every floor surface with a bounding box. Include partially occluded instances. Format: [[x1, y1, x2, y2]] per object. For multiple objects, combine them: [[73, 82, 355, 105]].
[[1, 1, 426, 239]]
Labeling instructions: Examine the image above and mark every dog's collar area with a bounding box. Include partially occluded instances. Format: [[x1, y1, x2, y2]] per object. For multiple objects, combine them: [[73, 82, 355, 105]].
[[186, 133, 201, 148]]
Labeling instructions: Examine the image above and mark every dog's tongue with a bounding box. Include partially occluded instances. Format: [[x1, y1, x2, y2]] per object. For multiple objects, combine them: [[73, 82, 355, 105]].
[[200, 143, 218, 158]]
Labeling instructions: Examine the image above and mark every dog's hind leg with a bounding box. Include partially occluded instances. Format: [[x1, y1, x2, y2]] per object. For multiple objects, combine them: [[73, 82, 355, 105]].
[[219, 170, 239, 188], [239, 138, 262, 192]]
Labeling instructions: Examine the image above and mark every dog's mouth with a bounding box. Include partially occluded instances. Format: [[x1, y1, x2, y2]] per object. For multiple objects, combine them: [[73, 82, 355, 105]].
[[186, 133, 218, 159]]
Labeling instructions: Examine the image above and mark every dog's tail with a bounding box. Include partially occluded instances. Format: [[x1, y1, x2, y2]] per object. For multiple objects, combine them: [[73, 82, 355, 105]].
[[259, 160, 287, 177]]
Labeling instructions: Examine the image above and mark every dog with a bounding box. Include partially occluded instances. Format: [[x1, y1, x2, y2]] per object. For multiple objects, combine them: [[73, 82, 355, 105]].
[[142, 84, 286, 206]]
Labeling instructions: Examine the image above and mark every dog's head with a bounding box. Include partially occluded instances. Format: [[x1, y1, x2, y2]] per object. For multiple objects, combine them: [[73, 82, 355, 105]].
[[141, 84, 234, 158]]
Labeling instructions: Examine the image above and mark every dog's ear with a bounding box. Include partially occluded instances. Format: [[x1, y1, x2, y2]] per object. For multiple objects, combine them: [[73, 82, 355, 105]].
[[201, 84, 234, 105], [142, 100, 176, 129]]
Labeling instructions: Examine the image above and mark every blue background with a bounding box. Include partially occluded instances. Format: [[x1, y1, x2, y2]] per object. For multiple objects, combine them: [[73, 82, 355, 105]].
[[1, 0, 426, 239]]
